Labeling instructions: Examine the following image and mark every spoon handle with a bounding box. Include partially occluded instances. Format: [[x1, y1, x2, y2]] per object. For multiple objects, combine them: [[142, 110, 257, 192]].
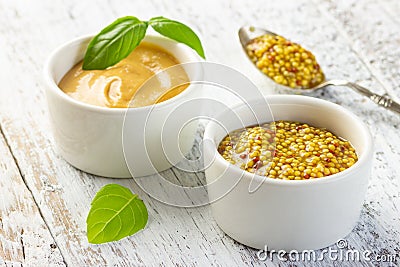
[[346, 82, 400, 114]]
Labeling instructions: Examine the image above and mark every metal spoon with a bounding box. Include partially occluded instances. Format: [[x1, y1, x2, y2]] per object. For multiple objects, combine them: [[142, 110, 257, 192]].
[[239, 26, 400, 114]]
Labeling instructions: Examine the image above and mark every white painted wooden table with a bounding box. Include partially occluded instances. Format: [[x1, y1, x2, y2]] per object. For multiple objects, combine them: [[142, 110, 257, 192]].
[[1, 0, 399, 266]]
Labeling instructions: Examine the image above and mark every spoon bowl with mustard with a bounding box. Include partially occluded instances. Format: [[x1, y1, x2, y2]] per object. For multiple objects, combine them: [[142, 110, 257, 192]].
[[239, 26, 400, 114]]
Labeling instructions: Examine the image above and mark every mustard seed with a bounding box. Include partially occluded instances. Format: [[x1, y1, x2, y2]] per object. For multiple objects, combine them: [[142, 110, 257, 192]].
[[246, 34, 325, 89], [218, 120, 358, 180]]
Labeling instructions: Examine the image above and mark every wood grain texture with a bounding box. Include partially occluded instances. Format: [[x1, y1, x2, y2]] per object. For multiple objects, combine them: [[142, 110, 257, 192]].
[[0, 0, 399, 266], [0, 128, 65, 266]]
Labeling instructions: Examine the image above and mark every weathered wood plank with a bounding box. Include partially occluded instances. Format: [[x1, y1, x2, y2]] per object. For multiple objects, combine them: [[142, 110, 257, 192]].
[[0, 0, 398, 266], [0, 128, 65, 266], [318, 0, 400, 100]]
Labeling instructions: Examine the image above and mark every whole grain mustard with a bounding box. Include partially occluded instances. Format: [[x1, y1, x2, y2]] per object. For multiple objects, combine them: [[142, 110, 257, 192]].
[[218, 121, 358, 180], [246, 34, 324, 89]]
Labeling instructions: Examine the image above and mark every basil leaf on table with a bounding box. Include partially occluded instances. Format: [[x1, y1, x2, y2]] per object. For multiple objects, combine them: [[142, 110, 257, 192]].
[[83, 16, 148, 70], [86, 184, 148, 244], [149, 16, 205, 59]]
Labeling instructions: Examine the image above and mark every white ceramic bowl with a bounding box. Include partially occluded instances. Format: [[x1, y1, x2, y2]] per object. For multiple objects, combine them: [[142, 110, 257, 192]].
[[44, 35, 202, 178], [203, 95, 373, 251]]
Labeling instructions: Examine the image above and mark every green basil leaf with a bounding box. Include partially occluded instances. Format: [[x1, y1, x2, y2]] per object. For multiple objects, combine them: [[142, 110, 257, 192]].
[[83, 16, 148, 70], [149, 16, 205, 59], [86, 184, 148, 244]]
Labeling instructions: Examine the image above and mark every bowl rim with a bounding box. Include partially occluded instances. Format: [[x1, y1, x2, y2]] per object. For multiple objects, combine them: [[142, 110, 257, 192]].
[[43, 34, 203, 114], [204, 94, 373, 187]]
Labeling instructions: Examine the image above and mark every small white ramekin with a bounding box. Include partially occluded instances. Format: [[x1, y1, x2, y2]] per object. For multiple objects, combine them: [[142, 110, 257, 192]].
[[203, 95, 373, 251], [44, 35, 203, 178]]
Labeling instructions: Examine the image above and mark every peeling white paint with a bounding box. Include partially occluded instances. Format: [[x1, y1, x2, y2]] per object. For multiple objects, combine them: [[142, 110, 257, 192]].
[[0, 0, 399, 266]]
